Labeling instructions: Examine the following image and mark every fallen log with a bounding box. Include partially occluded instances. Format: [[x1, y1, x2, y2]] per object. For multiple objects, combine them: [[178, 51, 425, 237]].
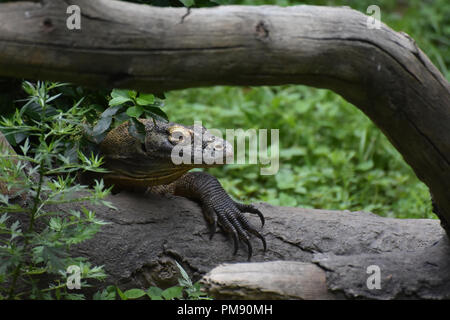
[[60, 191, 450, 299]]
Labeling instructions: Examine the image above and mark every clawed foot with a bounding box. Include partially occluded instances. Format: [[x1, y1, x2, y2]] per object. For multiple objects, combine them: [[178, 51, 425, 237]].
[[173, 171, 267, 260], [202, 200, 266, 260]]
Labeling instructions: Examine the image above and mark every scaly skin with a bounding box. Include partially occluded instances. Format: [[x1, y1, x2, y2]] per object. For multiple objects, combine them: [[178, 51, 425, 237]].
[[95, 119, 266, 260]]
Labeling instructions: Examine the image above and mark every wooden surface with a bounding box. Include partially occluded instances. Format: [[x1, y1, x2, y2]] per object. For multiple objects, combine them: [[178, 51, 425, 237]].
[[47, 191, 450, 299], [201, 261, 335, 300]]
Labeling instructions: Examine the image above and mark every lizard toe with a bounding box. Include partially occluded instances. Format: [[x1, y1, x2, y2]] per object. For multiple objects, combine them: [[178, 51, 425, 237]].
[[202, 204, 218, 239], [234, 208, 267, 252], [211, 203, 266, 260], [234, 202, 265, 227], [216, 211, 240, 255]]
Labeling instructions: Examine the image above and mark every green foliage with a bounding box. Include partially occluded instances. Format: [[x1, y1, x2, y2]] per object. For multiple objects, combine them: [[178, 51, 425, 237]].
[[0, 81, 111, 300], [93, 261, 210, 300], [165, 85, 434, 219], [85, 89, 166, 144]]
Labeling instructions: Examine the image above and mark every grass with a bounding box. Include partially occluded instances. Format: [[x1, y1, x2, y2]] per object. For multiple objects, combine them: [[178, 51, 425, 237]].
[[163, 0, 448, 220], [165, 86, 434, 219]]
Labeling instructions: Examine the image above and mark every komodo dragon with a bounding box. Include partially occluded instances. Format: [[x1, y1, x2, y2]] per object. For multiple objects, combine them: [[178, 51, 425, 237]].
[[83, 118, 266, 260]]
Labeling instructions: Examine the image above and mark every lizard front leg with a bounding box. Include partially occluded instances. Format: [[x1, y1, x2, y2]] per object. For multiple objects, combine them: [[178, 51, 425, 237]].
[[167, 171, 266, 260]]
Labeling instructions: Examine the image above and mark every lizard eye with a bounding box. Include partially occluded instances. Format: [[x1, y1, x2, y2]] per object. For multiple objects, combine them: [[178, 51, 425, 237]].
[[168, 126, 191, 145]]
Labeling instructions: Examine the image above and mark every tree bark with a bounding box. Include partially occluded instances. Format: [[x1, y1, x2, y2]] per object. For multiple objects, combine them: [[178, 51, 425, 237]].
[[57, 191, 450, 299], [0, 0, 449, 231]]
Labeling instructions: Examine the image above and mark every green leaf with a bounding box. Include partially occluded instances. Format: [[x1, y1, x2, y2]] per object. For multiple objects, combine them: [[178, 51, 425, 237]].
[[124, 288, 146, 299], [356, 160, 374, 171], [126, 106, 144, 118], [143, 106, 169, 122], [128, 118, 146, 142], [109, 89, 132, 106], [49, 217, 62, 231], [116, 287, 128, 300], [110, 89, 129, 99], [136, 93, 155, 106], [65, 293, 85, 300], [14, 132, 27, 145], [100, 105, 122, 118], [147, 286, 163, 300], [40, 246, 67, 272], [93, 285, 117, 300], [127, 90, 137, 99], [24, 267, 47, 275], [279, 147, 306, 160], [109, 96, 131, 106], [92, 116, 112, 136], [279, 192, 298, 207], [210, 0, 230, 4], [161, 286, 183, 300], [113, 111, 130, 124], [179, 0, 195, 7], [175, 261, 191, 285], [275, 169, 296, 190]]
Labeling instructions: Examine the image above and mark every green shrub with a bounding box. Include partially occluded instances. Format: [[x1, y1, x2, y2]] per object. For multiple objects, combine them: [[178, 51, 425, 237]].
[[165, 85, 434, 219], [0, 81, 111, 299]]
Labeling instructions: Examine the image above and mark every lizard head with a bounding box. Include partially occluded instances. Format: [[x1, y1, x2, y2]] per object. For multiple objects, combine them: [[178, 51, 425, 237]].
[[99, 119, 233, 186]]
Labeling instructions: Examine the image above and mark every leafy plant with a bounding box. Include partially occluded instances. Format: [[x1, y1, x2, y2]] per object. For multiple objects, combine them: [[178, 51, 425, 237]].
[[0, 81, 111, 299], [94, 261, 210, 300], [86, 89, 167, 144], [165, 85, 434, 219]]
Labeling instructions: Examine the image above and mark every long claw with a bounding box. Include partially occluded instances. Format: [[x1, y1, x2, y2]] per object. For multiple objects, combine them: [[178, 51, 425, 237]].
[[209, 220, 217, 240], [218, 214, 239, 255], [248, 229, 267, 252], [202, 204, 218, 239], [235, 203, 265, 227], [241, 237, 253, 261], [209, 213, 218, 240], [233, 211, 266, 253], [253, 208, 265, 228], [227, 221, 239, 256], [232, 232, 239, 255], [182, 171, 267, 260], [201, 194, 266, 259]]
